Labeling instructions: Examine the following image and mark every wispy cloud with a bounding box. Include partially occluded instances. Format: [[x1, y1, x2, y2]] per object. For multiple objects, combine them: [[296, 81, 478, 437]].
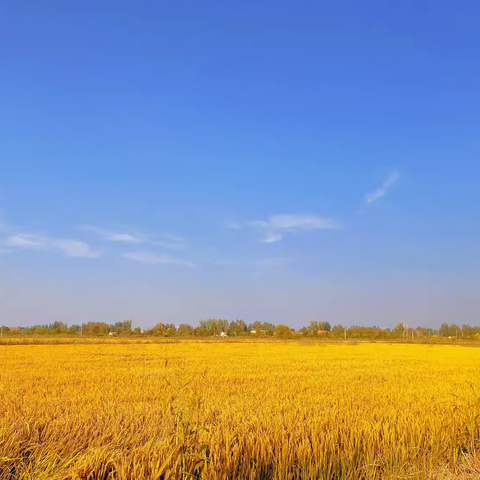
[[150, 234, 188, 251], [365, 171, 400, 205], [235, 214, 340, 243], [260, 232, 283, 244], [79, 225, 142, 244], [5, 234, 100, 258], [6, 234, 44, 248], [80, 225, 187, 250], [122, 251, 194, 267]]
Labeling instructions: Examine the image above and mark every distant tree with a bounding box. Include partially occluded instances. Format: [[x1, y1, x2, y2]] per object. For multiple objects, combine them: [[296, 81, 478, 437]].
[[152, 322, 165, 336], [177, 324, 193, 336], [198, 319, 229, 335], [228, 319, 247, 336], [450, 324, 462, 338], [347, 325, 385, 339], [298, 327, 309, 337], [48, 321, 68, 334], [439, 323, 450, 337], [462, 324, 480, 337], [166, 327, 176, 337], [307, 321, 319, 335], [82, 322, 110, 336], [393, 322, 406, 337], [318, 322, 331, 332], [275, 324, 293, 339], [28, 325, 48, 335], [331, 325, 345, 338], [67, 325, 81, 335], [261, 322, 275, 332], [110, 320, 133, 334], [248, 321, 262, 333], [193, 327, 205, 337]]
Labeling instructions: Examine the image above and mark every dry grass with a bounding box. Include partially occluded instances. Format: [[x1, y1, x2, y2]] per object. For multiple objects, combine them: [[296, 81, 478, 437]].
[[1, 341, 480, 479]]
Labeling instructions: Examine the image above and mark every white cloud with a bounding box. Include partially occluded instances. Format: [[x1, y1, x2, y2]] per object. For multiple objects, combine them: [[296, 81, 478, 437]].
[[366, 171, 400, 205], [109, 233, 141, 243], [237, 214, 340, 243], [5, 234, 100, 258], [260, 232, 283, 244], [54, 239, 100, 258], [6, 234, 45, 248], [80, 226, 187, 250], [150, 234, 188, 251], [122, 251, 194, 267], [79, 225, 142, 244]]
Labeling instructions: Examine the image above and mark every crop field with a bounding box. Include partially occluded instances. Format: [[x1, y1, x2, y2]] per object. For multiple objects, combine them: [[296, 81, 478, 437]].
[[1, 341, 480, 479]]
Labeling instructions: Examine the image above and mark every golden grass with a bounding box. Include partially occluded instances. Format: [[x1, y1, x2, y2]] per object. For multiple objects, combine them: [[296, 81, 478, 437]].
[[1, 341, 480, 479]]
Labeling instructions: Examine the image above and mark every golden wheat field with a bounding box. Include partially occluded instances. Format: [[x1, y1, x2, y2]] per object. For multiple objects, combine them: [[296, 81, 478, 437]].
[[1, 341, 480, 480]]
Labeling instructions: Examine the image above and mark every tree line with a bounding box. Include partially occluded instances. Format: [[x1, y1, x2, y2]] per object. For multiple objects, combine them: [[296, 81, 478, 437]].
[[1, 319, 480, 340]]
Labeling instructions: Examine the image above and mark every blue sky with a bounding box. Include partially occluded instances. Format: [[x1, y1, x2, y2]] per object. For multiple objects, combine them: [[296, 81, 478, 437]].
[[1, 1, 480, 328]]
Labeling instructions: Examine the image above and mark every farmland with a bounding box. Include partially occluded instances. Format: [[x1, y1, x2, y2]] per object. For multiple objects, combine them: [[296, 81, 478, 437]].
[[1, 341, 480, 479]]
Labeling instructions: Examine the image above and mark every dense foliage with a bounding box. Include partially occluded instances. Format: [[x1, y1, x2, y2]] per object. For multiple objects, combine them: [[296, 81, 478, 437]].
[[2, 319, 480, 341]]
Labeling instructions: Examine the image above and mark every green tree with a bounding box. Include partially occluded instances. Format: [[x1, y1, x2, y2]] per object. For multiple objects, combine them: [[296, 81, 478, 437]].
[[275, 324, 293, 339], [228, 319, 247, 336], [439, 323, 450, 337], [450, 324, 462, 338], [166, 327, 176, 337], [307, 321, 319, 335], [67, 325, 81, 335], [393, 322, 406, 337], [177, 324, 193, 336], [152, 322, 165, 336], [82, 322, 110, 336], [110, 320, 133, 334], [318, 322, 331, 332], [248, 321, 262, 334], [331, 325, 345, 338]]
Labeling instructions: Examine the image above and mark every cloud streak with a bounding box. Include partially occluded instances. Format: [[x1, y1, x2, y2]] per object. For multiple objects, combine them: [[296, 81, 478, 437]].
[[80, 225, 187, 250], [366, 171, 400, 205], [122, 251, 194, 267], [79, 225, 142, 244], [5, 234, 100, 258], [236, 214, 341, 243]]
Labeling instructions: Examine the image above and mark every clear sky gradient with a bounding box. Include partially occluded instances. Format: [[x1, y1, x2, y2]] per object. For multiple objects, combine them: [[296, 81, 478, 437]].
[[2, 1, 480, 328]]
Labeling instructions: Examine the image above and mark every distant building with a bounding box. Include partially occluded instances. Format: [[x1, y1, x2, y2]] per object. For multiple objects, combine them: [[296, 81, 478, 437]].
[[317, 330, 329, 335], [220, 331, 228, 337], [108, 331, 118, 336]]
